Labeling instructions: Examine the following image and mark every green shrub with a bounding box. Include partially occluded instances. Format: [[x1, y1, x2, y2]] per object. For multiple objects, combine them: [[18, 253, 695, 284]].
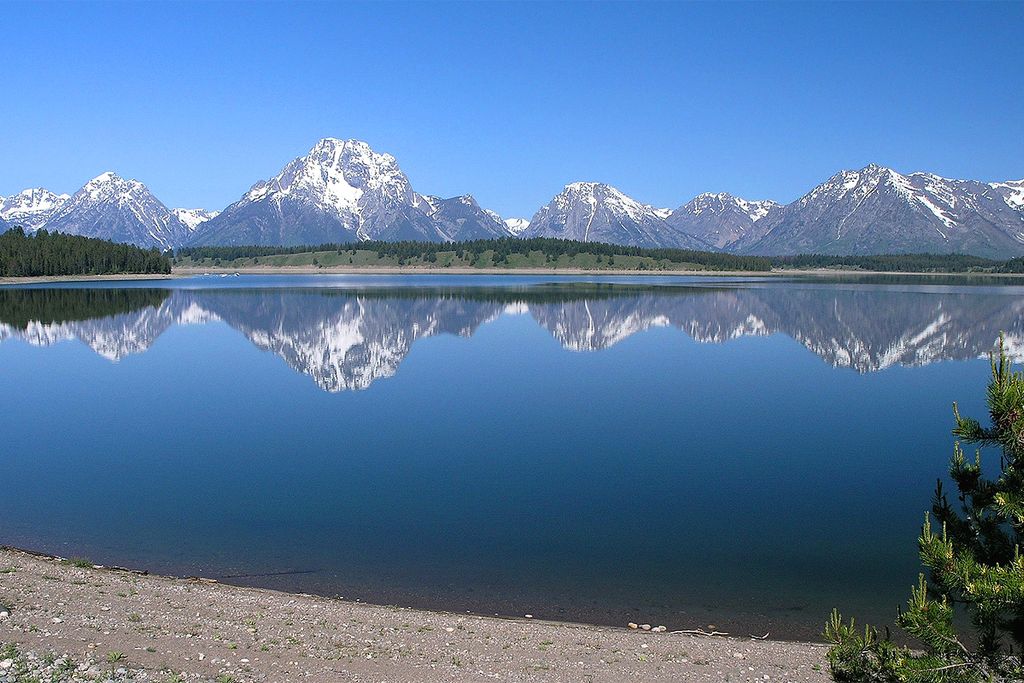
[[826, 336, 1024, 682]]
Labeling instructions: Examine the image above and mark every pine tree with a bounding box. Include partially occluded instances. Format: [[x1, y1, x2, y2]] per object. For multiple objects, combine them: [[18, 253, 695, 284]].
[[826, 336, 1024, 682]]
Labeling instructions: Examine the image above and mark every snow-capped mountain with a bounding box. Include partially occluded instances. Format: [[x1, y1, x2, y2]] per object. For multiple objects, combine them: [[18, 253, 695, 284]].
[[0, 188, 70, 230], [172, 208, 220, 231], [482, 208, 530, 236], [44, 172, 188, 249], [665, 192, 781, 250], [743, 164, 1024, 257], [503, 217, 531, 235], [415, 194, 510, 241], [523, 182, 709, 249], [991, 179, 1024, 212], [4, 144, 1023, 257], [189, 138, 447, 246]]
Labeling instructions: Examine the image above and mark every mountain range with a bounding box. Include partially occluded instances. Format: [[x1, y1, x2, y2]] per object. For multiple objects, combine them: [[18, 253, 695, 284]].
[[3, 138, 1023, 257]]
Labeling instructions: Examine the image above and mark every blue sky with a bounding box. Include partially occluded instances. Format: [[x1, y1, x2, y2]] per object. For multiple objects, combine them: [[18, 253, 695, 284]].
[[1, 1, 1021, 218]]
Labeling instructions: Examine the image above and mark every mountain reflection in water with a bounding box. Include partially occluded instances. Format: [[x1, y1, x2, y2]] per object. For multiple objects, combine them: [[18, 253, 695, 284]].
[[2, 282, 1023, 391]]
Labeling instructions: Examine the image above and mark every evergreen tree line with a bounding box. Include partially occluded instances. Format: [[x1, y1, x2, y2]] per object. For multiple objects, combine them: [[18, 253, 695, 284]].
[[175, 240, 1024, 274], [175, 237, 773, 271], [773, 253, 1000, 273], [0, 228, 171, 277]]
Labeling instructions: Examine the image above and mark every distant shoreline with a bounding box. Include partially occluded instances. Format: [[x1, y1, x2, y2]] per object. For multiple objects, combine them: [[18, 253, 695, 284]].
[[174, 264, 780, 277], [2, 266, 1023, 285], [174, 265, 1024, 279]]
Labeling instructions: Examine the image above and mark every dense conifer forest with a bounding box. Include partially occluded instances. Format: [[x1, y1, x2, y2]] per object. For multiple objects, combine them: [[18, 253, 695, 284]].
[[0, 228, 171, 277], [175, 238, 774, 271], [771, 253, 1000, 272], [175, 239, 1024, 274]]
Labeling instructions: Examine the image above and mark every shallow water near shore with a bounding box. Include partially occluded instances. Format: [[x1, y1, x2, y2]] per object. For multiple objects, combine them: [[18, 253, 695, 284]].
[[1, 274, 1019, 640]]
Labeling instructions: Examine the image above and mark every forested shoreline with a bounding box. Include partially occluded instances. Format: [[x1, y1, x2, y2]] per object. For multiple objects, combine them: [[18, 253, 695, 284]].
[[0, 228, 171, 277], [772, 253, 1005, 272], [4, 227, 1024, 277], [175, 239, 1024, 274], [175, 237, 774, 272]]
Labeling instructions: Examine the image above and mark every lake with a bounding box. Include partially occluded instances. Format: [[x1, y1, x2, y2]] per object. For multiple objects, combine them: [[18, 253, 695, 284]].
[[1, 273, 1020, 640]]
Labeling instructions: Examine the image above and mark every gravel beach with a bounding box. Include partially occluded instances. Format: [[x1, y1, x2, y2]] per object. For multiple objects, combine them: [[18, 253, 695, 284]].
[[0, 547, 829, 682]]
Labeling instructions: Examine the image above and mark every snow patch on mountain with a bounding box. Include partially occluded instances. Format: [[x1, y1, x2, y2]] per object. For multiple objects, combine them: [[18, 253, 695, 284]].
[[992, 179, 1024, 211], [685, 192, 779, 222], [503, 217, 530, 235]]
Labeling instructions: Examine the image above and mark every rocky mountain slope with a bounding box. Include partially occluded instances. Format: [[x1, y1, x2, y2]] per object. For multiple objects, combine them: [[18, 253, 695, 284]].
[[415, 194, 510, 241]]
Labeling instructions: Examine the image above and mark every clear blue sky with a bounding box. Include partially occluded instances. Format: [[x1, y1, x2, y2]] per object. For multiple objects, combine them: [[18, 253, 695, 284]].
[[2, 1, 1021, 217]]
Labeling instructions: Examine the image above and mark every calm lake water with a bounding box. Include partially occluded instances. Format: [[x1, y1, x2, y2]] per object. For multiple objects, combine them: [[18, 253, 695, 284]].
[[1, 274, 1020, 640]]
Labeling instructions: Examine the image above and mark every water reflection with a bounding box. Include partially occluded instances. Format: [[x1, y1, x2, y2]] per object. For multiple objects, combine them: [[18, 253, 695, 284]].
[[2, 283, 1022, 390]]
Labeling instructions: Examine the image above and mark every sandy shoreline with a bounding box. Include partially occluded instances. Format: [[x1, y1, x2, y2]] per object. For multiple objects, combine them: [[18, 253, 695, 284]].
[[0, 547, 829, 682]]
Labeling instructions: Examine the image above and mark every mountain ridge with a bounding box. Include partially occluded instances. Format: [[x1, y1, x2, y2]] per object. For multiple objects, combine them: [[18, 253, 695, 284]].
[[4, 140, 1023, 257]]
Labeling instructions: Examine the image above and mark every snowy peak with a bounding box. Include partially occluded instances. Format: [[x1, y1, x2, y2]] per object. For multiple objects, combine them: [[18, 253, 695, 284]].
[[172, 208, 220, 231], [801, 164, 987, 230], [685, 192, 780, 223], [242, 137, 413, 216], [78, 171, 150, 204], [504, 217, 530, 235], [191, 137, 447, 246], [744, 164, 1024, 257], [416, 194, 510, 241], [0, 188, 70, 230], [544, 181, 664, 228], [664, 192, 781, 250], [481, 206, 530, 237], [797, 164, 945, 213], [524, 181, 709, 249], [44, 171, 188, 250]]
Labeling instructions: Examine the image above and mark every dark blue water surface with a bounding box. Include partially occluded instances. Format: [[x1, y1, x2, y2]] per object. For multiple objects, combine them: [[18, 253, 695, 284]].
[[1, 274, 1020, 639]]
